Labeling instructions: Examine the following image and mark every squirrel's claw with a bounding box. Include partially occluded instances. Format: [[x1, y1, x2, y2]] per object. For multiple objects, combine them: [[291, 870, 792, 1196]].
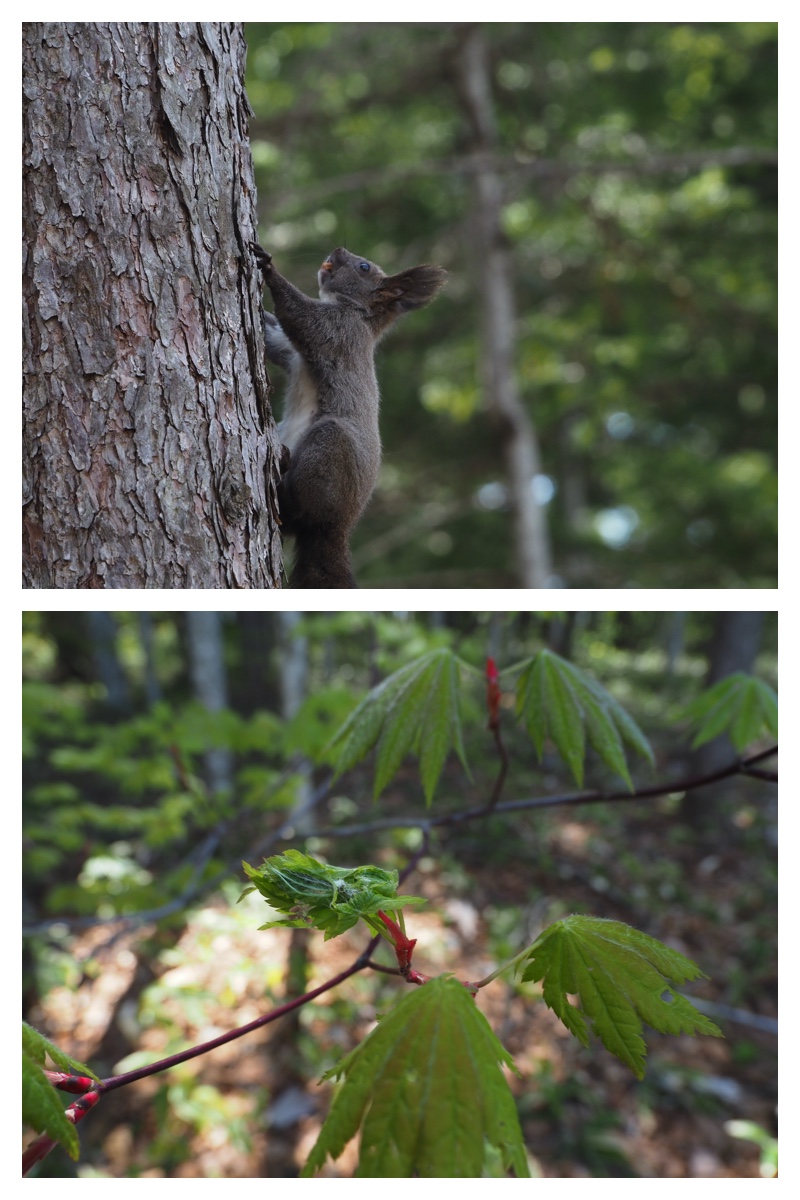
[[250, 242, 273, 271]]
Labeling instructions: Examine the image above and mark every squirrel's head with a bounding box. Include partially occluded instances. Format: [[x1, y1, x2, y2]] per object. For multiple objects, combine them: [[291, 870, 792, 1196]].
[[317, 247, 386, 303], [318, 247, 447, 333]]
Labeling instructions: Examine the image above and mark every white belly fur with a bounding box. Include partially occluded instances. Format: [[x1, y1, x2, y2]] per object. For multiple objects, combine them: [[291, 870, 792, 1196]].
[[279, 361, 319, 453]]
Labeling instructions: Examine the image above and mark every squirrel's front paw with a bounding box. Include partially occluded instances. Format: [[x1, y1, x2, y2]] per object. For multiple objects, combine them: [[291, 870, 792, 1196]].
[[279, 443, 291, 475], [250, 242, 273, 272]]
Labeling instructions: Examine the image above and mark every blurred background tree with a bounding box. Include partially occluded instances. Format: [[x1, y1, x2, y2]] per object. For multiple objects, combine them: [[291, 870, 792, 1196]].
[[23, 611, 777, 1177], [245, 22, 776, 587]]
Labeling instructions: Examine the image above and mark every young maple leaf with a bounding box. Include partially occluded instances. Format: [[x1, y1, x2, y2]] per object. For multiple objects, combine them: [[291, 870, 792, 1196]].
[[302, 976, 530, 1177], [240, 850, 425, 940]]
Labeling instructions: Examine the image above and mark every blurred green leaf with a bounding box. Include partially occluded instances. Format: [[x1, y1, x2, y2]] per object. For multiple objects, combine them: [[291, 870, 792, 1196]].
[[326, 648, 470, 804], [515, 649, 654, 787], [725, 1119, 778, 1177], [681, 672, 777, 751]]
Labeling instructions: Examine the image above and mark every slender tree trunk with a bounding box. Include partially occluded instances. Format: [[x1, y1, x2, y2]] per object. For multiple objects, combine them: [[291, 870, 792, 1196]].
[[23, 22, 282, 588], [185, 610, 233, 796], [277, 611, 313, 835], [452, 24, 554, 588], [85, 612, 130, 713], [664, 611, 687, 678], [138, 613, 162, 705]]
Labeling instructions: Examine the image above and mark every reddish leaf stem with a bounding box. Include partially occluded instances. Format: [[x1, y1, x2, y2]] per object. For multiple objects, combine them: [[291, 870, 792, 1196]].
[[484, 658, 509, 810], [486, 657, 501, 730], [22, 1089, 101, 1175], [43, 1070, 96, 1094]]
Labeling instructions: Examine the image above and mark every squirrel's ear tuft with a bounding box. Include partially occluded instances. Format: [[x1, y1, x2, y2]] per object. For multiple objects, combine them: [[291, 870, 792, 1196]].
[[378, 265, 447, 311]]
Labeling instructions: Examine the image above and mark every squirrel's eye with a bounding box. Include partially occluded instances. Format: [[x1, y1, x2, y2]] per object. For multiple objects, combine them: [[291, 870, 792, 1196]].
[[359, 261, 370, 272]]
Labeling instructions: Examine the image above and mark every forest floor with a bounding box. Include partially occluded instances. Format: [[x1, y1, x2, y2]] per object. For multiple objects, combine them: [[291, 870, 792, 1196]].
[[26, 761, 777, 1179]]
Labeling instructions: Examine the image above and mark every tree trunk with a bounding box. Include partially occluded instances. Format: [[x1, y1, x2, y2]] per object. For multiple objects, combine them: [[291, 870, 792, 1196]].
[[23, 22, 283, 588], [277, 611, 314, 835], [185, 610, 233, 796], [85, 611, 130, 713], [451, 24, 554, 588]]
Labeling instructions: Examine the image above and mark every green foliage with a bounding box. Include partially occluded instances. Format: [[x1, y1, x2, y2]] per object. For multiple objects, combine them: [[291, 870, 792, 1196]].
[[680, 671, 777, 750], [514, 649, 654, 788], [240, 850, 426, 940], [302, 975, 530, 1177], [517, 916, 723, 1079], [283, 684, 362, 759], [725, 1119, 778, 1178], [22, 1022, 98, 1161], [324, 644, 656, 803], [326, 647, 470, 804], [245, 23, 776, 588], [23, 612, 776, 1177]]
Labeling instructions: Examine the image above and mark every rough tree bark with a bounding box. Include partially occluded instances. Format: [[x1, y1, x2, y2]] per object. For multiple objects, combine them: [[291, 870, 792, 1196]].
[[452, 24, 554, 588], [23, 22, 282, 588]]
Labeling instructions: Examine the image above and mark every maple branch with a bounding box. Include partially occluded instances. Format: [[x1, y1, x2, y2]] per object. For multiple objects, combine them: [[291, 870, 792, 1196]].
[[98, 935, 381, 1095], [22, 930, 382, 1176], [364, 958, 403, 975], [486, 721, 510, 812], [304, 745, 777, 840], [23, 824, 432, 1173], [739, 764, 778, 782]]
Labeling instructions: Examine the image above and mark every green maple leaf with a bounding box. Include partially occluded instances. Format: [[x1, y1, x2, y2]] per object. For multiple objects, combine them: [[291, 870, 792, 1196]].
[[518, 916, 723, 1079], [240, 850, 425, 940], [325, 648, 470, 805], [22, 1022, 99, 1161], [680, 672, 777, 752], [515, 648, 654, 788], [302, 975, 530, 1177]]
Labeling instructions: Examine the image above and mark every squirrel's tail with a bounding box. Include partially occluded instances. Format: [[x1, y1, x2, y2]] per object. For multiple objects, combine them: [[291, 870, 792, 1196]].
[[288, 526, 357, 589]]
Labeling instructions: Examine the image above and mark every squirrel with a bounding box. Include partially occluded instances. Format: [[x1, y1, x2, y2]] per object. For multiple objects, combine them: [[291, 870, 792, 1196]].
[[251, 242, 447, 588]]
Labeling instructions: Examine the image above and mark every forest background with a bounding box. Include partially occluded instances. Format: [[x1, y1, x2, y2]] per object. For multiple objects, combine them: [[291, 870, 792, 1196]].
[[22, 610, 777, 1177], [244, 21, 777, 588]]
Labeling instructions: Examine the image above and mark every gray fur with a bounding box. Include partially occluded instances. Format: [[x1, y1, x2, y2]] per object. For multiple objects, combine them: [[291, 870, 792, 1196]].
[[252, 244, 447, 588]]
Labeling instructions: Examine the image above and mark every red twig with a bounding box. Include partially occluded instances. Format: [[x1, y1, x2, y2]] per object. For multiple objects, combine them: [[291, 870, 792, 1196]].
[[484, 657, 510, 811], [486, 657, 501, 730], [99, 947, 379, 1096], [22, 934, 383, 1175], [22, 1089, 101, 1175]]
